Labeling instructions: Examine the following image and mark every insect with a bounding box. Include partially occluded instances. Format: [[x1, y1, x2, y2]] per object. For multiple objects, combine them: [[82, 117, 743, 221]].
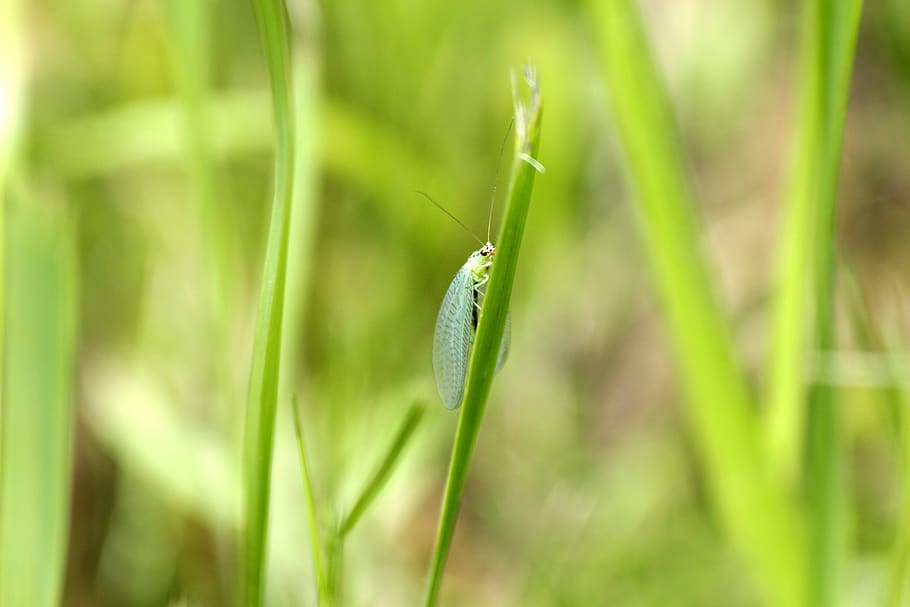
[[420, 125, 514, 410], [429, 235, 511, 409]]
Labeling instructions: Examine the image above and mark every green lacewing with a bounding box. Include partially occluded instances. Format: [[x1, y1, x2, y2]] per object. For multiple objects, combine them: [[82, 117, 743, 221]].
[[421, 115, 543, 409], [419, 124, 514, 409], [430, 238, 511, 409]]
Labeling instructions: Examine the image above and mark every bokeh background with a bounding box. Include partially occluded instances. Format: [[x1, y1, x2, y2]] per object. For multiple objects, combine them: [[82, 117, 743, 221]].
[[3, 0, 910, 605]]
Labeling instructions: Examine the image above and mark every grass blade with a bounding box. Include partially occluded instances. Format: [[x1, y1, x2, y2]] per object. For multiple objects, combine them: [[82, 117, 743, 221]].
[[290, 396, 326, 602], [840, 272, 910, 606], [422, 66, 543, 607], [281, 42, 322, 398], [0, 197, 78, 607], [588, 2, 804, 605], [766, 0, 861, 603], [800, 2, 862, 605], [166, 0, 235, 354], [315, 402, 425, 605], [241, 0, 296, 604], [339, 402, 426, 536], [765, 0, 863, 487], [0, 0, 27, 444]]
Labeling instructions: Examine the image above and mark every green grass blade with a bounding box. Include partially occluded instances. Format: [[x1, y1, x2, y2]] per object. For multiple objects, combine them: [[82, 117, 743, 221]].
[[883, 354, 910, 606], [765, 0, 863, 488], [281, 44, 321, 398], [166, 0, 234, 344], [422, 66, 543, 607], [241, 0, 296, 604], [766, 0, 862, 602], [290, 396, 326, 602], [802, 2, 862, 605], [0, 0, 27, 448], [339, 402, 425, 536], [764, 1, 828, 484], [840, 272, 910, 606], [0, 197, 78, 607], [588, 2, 804, 606]]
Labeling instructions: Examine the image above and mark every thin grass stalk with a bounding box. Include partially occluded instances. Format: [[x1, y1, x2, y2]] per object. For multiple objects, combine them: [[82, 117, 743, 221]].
[[764, 0, 828, 485], [840, 273, 910, 606], [422, 67, 543, 607], [802, 2, 863, 605], [166, 0, 237, 427], [325, 526, 343, 606], [314, 402, 425, 606], [241, 0, 296, 604], [290, 396, 327, 603], [280, 41, 321, 398], [765, 0, 863, 493], [887, 346, 910, 606], [339, 402, 425, 536], [166, 0, 231, 322], [588, 2, 804, 605]]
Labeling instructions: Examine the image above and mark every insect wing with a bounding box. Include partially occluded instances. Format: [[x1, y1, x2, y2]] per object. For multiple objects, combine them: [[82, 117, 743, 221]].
[[433, 266, 474, 409]]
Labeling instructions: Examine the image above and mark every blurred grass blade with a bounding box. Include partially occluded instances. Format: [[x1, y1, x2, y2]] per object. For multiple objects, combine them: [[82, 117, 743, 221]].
[[765, 0, 861, 603], [886, 355, 910, 606], [39, 93, 453, 211], [765, 0, 863, 487], [321, 402, 424, 605], [339, 402, 425, 536], [0, 198, 78, 607], [280, 41, 322, 398], [841, 271, 910, 606], [423, 66, 543, 607], [800, 2, 863, 604], [588, 2, 804, 606], [290, 396, 326, 602], [166, 0, 235, 362], [0, 0, 24, 188], [242, 0, 296, 604], [0, 0, 27, 430]]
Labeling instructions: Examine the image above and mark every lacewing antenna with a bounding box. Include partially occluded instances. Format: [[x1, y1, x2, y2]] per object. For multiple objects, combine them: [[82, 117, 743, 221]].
[[416, 190, 485, 246]]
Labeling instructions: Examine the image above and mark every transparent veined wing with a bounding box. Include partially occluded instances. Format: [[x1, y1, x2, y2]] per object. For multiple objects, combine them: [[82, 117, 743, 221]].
[[433, 266, 474, 409], [434, 271, 512, 409]]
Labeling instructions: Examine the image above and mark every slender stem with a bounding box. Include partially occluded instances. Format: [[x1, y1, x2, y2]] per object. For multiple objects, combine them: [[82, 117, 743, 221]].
[[339, 402, 425, 536], [290, 396, 327, 602], [423, 67, 542, 607], [792, 2, 862, 605], [324, 529, 343, 607], [241, 0, 296, 604]]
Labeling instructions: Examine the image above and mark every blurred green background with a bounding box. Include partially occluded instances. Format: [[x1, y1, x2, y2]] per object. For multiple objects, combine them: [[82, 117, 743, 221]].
[[3, 0, 910, 605]]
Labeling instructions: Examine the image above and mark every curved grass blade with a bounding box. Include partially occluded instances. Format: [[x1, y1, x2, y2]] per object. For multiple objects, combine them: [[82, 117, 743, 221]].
[[322, 402, 426, 604], [241, 0, 296, 604], [423, 66, 543, 607], [290, 396, 326, 603], [588, 2, 804, 605], [339, 402, 426, 536]]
